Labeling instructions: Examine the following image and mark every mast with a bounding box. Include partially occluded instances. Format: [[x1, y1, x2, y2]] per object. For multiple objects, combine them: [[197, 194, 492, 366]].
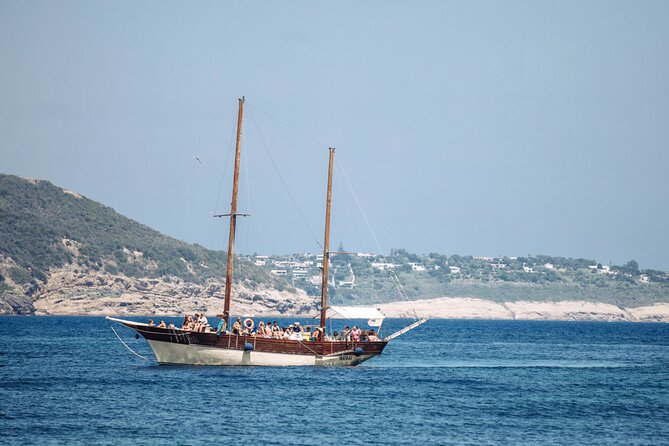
[[320, 147, 335, 330], [221, 97, 245, 326]]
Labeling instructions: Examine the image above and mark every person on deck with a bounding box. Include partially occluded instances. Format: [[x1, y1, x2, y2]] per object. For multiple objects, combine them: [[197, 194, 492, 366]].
[[289, 326, 302, 341], [311, 327, 322, 342], [341, 326, 351, 341], [157, 320, 167, 328], [232, 318, 242, 335], [216, 319, 227, 336], [199, 314, 208, 332], [367, 329, 378, 341], [272, 321, 281, 338], [147, 320, 155, 327], [302, 327, 311, 341], [351, 326, 360, 342]]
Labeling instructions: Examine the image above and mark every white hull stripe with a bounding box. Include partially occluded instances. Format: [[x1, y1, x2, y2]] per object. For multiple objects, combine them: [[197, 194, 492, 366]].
[[147, 340, 375, 367]]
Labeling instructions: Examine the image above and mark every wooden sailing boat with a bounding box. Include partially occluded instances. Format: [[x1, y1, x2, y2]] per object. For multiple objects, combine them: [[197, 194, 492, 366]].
[[107, 97, 426, 366]]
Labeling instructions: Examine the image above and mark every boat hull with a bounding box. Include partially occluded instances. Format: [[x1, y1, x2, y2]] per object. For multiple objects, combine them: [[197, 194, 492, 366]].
[[147, 339, 376, 366], [108, 318, 386, 367]]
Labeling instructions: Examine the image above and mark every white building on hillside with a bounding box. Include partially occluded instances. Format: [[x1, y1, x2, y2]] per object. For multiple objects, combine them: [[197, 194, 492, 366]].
[[408, 262, 426, 271], [371, 262, 397, 271]]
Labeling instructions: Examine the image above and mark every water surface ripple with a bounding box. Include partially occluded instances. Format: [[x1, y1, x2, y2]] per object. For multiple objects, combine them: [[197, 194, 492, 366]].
[[1, 317, 668, 445]]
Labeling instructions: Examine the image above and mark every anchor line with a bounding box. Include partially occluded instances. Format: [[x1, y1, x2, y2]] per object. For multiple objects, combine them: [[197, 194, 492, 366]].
[[297, 340, 320, 356], [108, 321, 151, 362]]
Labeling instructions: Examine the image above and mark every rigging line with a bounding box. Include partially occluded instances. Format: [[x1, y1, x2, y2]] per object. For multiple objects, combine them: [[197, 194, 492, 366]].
[[335, 159, 411, 302], [247, 108, 323, 250], [243, 125, 252, 255], [108, 321, 151, 362], [213, 113, 238, 215], [210, 111, 239, 251], [335, 162, 365, 252], [335, 159, 385, 256], [246, 102, 328, 149]]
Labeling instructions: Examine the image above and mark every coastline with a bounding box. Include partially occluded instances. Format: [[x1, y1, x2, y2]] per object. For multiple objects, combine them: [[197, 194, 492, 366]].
[[6, 295, 668, 322], [376, 297, 669, 323]]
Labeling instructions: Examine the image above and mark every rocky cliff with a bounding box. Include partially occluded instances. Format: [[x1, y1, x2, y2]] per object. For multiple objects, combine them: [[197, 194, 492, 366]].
[[0, 174, 313, 316]]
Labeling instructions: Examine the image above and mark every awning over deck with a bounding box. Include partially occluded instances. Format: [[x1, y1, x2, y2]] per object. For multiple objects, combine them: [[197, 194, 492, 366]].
[[326, 306, 385, 327]]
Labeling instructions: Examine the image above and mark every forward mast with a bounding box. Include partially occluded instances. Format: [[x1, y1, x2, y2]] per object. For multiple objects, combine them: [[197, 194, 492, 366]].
[[215, 97, 246, 327]]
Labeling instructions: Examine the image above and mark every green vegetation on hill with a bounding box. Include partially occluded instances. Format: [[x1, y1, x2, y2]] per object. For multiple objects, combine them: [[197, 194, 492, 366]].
[[248, 248, 669, 308], [0, 174, 283, 290]]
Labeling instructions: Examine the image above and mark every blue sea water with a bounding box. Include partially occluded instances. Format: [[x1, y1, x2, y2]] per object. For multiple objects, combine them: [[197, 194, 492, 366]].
[[1, 317, 668, 445]]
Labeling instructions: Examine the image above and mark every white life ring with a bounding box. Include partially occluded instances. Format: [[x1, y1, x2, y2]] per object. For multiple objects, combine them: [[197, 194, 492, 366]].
[[243, 318, 255, 330]]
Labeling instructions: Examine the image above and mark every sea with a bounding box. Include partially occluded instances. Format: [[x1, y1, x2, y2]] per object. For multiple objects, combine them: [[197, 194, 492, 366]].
[[1, 317, 668, 445]]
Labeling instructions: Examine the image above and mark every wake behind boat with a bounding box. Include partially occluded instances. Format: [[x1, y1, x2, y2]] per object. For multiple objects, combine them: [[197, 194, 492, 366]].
[[108, 97, 426, 366]]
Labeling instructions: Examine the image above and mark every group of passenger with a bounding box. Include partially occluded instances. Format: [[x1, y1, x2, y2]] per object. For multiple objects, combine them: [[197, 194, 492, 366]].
[[147, 319, 167, 329], [227, 319, 324, 341], [181, 313, 209, 332], [332, 325, 378, 342], [149, 315, 379, 342]]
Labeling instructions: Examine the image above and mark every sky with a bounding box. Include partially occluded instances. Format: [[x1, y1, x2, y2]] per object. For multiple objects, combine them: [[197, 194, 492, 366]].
[[1, 1, 668, 270]]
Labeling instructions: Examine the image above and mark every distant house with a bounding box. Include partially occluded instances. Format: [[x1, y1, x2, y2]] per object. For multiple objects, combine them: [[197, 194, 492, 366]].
[[640, 274, 650, 284], [522, 264, 535, 273], [356, 253, 375, 258], [371, 262, 397, 271], [339, 280, 355, 288], [449, 266, 461, 274], [597, 265, 615, 275], [544, 263, 554, 270], [271, 269, 287, 276], [273, 260, 303, 268], [292, 269, 309, 279], [408, 262, 426, 271]]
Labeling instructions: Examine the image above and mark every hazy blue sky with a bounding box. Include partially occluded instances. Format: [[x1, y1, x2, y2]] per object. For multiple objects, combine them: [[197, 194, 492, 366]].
[[1, 1, 668, 269]]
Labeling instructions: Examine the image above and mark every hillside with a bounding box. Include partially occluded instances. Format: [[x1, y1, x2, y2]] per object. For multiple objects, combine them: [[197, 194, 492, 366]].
[[0, 174, 313, 315], [1, 173, 668, 318]]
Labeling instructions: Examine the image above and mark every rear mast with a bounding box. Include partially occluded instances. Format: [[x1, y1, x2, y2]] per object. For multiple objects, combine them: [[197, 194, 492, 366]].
[[320, 148, 335, 331]]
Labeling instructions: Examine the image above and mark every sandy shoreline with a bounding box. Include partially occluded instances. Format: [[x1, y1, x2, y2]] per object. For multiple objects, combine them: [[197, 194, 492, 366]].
[[376, 297, 669, 322]]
